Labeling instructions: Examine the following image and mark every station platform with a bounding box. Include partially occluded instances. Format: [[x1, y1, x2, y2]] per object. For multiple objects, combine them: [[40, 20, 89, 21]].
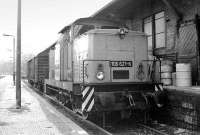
[[0, 76, 88, 135], [161, 85, 200, 132], [164, 85, 200, 95]]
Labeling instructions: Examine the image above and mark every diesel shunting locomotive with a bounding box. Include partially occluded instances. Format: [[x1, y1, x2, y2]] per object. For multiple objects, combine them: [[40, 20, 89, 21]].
[[27, 17, 165, 119]]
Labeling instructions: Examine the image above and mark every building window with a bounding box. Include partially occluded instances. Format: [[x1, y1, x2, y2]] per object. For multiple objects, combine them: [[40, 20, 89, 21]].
[[143, 11, 165, 52], [144, 16, 153, 52]]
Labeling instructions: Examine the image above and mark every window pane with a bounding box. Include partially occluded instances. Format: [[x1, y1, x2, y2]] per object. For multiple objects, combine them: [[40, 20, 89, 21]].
[[155, 18, 165, 34], [156, 33, 165, 48], [155, 11, 164, 19], [147, 36, 152, 51], [144, 16, 152, 23], [144, 22, 152, 35]]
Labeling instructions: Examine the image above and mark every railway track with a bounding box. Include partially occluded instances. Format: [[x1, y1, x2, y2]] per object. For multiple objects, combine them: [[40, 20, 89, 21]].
[[107, 121, 196, 135], [25, 81, 196, 135]]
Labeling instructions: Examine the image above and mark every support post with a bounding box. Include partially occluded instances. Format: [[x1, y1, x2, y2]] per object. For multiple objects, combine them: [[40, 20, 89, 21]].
[[152, 14, 156, 56], [16, 0, 21, 109]]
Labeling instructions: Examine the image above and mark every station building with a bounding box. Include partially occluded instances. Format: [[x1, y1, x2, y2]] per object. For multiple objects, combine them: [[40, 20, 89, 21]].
[[93, 0, 200, 85]]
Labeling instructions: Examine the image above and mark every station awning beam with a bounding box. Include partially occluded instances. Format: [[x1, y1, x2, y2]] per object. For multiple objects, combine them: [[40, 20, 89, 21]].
[[161, 0, 182, 20]]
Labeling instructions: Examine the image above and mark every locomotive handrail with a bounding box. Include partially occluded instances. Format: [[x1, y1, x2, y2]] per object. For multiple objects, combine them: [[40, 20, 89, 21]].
[[141, 59, 162, 83], [82, 59, 111, 84]]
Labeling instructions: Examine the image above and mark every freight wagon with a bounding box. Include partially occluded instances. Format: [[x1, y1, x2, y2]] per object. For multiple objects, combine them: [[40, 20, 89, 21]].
[[27, 45, 54, 91], [27, 58, 35, 85]]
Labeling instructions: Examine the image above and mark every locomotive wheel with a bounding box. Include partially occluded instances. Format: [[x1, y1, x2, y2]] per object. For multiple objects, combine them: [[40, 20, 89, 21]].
[[81, 110, 88, 119], [72, 104, 78, 113], [60, 94, 66, 105], [56, 92, 61, 101], [63, 99, 72, 109]]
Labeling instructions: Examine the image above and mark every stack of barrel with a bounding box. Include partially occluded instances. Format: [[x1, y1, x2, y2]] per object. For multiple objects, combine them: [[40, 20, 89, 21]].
[[160, 62, 192, 86], [160, 62, 173, 86], [162, 63, 194, 130], [176, 63, 191, 87]]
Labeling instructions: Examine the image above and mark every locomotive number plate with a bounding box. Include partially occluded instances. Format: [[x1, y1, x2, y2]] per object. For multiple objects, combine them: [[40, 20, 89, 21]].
[[110, 61, 132, 67]]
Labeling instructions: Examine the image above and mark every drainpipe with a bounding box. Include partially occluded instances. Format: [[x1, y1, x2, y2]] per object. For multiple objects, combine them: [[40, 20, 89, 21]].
[[195, 14, 200, 84]]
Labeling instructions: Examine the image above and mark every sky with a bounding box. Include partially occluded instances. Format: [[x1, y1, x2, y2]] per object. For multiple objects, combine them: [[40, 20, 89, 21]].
[[0, 0, 112, 62]]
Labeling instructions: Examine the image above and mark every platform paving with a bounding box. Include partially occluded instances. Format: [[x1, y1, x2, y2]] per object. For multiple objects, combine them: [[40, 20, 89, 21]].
[[0, 76, 88, 135]]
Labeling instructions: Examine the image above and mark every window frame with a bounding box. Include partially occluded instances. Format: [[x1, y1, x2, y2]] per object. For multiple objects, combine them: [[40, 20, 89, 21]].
[[143, 11, 166, 51]]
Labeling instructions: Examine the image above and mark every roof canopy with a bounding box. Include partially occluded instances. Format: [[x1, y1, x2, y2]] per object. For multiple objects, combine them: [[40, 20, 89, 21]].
[[59, 17, 125, 34], [72, 17, 123, 26]]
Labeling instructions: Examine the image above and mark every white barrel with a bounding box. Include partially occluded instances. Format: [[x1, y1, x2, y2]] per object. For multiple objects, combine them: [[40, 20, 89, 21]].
[[161, 72, 172, 78], [161, 78, 172, 85], [176, 63, 191, 87], [161, 65, 173, 72], [160, 64, 172, 86]]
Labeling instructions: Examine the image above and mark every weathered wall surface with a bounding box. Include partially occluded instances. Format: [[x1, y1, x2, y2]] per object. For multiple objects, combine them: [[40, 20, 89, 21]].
[[119, 0, 200, 84], [122, 0, 200, 51]]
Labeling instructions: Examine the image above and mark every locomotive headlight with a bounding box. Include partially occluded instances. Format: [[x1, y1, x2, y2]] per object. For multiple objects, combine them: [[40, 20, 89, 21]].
[[96, 71, 104, 80], [119, 28, 128, 39], [119, 28, 125, 35]]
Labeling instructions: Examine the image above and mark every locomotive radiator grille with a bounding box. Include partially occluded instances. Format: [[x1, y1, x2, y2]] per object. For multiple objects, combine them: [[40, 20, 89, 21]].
[[82, 86, 95, 112], [113, 70, 129, 79]]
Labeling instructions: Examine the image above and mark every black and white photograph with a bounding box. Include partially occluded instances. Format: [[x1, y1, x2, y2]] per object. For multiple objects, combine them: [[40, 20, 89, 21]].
[[0, 0, 200, 134]]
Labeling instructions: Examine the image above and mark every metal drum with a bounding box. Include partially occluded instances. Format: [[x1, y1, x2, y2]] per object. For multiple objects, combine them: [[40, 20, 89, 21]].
[[176, 63, 191, 87], [160, 64, 172, 86]]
